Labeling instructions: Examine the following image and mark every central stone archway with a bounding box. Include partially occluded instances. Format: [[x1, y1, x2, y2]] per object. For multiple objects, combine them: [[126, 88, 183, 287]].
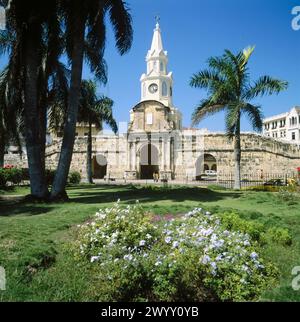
[[139, 144, 159, 179]]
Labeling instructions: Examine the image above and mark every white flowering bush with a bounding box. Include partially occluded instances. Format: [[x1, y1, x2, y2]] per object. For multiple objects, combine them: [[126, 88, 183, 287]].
[[73, 201, 278, 301]]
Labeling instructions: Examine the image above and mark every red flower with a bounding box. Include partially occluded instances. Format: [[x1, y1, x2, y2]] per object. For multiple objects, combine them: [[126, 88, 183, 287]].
[[297, 167, 300, 172], [3, 165, 14, 169]]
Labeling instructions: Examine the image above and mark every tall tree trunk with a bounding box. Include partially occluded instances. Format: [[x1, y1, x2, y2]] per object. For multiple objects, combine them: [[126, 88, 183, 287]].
[[234, 119, 241, 190], [87, 117, 93, 184], [0, 118, 5, 167], [50, 19, 85, 200], [24, 31, 49, 199], [38, 95, 48, 178]]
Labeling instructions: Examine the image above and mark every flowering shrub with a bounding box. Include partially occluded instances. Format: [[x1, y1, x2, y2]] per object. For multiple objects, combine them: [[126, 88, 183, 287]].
[[73, 201, 278, 302], [3, 164, 14, 169]]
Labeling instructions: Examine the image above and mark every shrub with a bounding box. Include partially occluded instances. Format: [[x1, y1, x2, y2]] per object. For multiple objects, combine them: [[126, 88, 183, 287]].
[[263, 227, 292, 246], [68, 171, 81, 185], [6, 168, 23, 185], [72, 202, 278, 302], [220, 212, 265, 242], [0, 168, 8, 187], [278, 188, 298, 203], [243, 186, 280, 192]]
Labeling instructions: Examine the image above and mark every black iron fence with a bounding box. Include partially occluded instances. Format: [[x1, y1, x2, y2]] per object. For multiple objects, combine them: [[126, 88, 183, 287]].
[[193, 172, 298, 189]]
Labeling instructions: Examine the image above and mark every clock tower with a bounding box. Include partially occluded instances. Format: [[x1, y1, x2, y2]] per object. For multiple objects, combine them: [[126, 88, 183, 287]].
[[140, 22, 173, 107]]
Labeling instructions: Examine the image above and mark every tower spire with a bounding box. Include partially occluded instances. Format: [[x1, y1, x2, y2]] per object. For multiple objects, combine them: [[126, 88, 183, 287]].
[[150, 18, 164, 55], [140, 21, 173, 107]]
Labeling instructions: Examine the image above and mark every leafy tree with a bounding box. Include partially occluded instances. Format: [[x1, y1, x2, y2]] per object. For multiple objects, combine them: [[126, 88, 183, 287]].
[[190, 47, 288, 189]]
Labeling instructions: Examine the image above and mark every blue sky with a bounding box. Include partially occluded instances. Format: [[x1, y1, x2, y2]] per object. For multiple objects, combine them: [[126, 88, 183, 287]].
[[1, 0, 299, 132], [93, 0, 300, 132]]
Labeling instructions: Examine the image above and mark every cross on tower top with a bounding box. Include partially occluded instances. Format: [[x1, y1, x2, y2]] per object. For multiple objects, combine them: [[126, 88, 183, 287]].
[[155, 15, 160, 28]]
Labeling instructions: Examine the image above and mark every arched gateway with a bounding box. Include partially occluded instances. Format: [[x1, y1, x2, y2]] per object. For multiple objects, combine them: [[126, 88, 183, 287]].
[[93, 154, 107, 179], [139, 144, 159, 179]]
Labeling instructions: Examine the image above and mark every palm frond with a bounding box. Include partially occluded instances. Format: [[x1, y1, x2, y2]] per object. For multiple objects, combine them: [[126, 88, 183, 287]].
[[84, 41, 108, 84], [244, 76, 288, 100], [190, 70, 225, 89], [93, 96, 117, 133], [192, 98, 226, 126], [242, 103, 263, 132], [105, 0, 133, 55]]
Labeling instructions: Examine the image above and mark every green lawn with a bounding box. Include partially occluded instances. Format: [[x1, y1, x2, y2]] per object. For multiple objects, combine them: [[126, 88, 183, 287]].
[[0, 184, 299, 301]]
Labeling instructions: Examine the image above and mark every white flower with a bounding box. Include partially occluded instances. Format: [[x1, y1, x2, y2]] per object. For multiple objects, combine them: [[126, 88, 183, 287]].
[[172, 241, 179, 248], [250, 252, 258, 260], [210, 262, 217, 269], [165, 236, 172, 244], [90, 256, 100, 263], [202, 255, 211, 265], [146, 234, 152, 239], [124, 254, 133, 261], [243, 240, 250, 246], [242, 265, 249, 272], [139, 240, 146, 247], [155, 261, 162, 266], [216, 255, 223, 261]]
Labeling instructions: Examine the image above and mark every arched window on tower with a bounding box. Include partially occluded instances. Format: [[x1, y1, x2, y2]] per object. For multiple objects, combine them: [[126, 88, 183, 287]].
[[160, 62, 164, 72], [162, 81, 168, 97]]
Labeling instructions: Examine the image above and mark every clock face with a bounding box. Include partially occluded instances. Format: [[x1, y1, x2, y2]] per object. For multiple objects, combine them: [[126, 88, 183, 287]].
[[148, 83, 158, 94]]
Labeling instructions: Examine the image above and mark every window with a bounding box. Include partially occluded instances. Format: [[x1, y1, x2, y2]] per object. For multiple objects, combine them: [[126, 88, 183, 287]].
[[153, 61, 157, 71], [146, 113, 153, 125], [162, 82, 168, 96], [143, 83, 146, 98], [160, 62, 164, 72], [292, 132, 296, 141]]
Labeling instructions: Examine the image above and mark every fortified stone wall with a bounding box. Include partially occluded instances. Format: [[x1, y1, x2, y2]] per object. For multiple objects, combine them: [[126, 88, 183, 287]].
[[203, 134, 300, 176], [4, 133, 300, 180]]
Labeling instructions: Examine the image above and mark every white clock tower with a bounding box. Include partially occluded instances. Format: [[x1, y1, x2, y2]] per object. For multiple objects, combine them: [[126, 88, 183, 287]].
[[140, 22, 173, 107]]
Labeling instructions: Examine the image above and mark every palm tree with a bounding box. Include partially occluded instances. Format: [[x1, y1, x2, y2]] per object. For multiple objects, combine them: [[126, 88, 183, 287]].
[[50, 0, 133, 200], [78, 80, 117, 184], [0, 68, 24, 167], [190, 47, 288, 189], [3, 0, 63, 199]]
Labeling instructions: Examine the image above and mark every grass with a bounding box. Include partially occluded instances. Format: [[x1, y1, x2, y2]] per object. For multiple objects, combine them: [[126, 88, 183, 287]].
[[0, 184, 300, 301]]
